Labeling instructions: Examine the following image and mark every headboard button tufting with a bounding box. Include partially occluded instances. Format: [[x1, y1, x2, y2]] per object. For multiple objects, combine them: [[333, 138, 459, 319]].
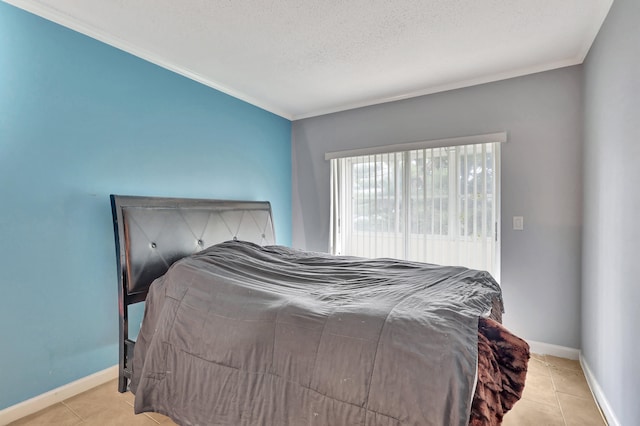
[[197, 240, 203, 246], [150, 242, 157, 249]]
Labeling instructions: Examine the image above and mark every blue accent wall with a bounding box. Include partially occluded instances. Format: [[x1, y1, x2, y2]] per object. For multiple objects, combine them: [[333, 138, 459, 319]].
[[0, 3, 291, 409]]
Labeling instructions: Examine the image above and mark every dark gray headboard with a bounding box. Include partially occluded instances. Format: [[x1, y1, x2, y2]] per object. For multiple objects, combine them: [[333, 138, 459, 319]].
[[111, 194, 276, 300], [110, 194, 276, 392]]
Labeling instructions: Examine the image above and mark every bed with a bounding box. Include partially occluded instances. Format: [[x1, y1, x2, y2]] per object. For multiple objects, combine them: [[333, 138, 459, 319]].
[[110, 194, 529, 426]]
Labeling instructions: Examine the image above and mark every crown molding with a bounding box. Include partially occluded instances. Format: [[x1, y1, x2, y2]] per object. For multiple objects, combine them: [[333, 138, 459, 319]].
[[292, 57, 582, 120]]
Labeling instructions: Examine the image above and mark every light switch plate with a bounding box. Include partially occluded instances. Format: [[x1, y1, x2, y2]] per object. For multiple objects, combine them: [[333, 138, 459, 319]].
[[513, 216, 524, 231]]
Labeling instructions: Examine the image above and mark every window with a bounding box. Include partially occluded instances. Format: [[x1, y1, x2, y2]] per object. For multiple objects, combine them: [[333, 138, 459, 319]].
[[329, 133, 503, 279]]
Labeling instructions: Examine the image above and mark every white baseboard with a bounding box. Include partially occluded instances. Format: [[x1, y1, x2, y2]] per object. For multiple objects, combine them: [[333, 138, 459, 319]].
[[580, 355, 620, 426], [0, 365, 118, 425], [526, 339, 581, 360]]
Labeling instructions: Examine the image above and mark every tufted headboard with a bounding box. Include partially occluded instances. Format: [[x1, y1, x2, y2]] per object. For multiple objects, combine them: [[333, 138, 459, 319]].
[[110, 194, 276, 391]]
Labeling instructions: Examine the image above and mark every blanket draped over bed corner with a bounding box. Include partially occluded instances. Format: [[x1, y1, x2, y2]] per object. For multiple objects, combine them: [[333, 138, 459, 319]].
[[131, 240, 507, 426], [470, 318, 530, 426]]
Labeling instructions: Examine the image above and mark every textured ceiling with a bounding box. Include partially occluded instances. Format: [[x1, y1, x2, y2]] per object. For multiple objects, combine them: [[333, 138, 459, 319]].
[[6, 0, 613, 119]]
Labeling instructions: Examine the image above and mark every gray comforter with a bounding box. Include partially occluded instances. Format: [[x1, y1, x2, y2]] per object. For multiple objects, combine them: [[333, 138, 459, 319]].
[[131, 241, 502, 426]]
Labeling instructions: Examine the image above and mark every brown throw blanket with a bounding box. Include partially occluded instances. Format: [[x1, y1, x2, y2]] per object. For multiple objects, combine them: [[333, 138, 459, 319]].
[[470, 318, 530, 425]]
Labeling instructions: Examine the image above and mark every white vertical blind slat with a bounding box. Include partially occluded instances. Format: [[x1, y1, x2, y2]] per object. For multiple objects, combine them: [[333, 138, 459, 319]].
[[438, 148, 442, 260], [465, 144, 470, 268], [473, 144, 479, 269], [482, 144, 488, 269]]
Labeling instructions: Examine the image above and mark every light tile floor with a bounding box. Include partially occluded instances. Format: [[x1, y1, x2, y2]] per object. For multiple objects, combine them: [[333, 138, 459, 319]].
[[502, 354, 607, 426], [9, 354, 607, 425]]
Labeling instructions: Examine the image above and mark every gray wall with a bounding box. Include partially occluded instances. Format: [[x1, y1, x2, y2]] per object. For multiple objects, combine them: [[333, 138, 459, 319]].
[[582, 0, 640, 424], [292, 66, 583, 348]]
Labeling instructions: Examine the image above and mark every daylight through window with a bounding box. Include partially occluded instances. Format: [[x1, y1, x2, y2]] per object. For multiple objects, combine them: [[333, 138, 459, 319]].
[[330, 137, 502, 279]]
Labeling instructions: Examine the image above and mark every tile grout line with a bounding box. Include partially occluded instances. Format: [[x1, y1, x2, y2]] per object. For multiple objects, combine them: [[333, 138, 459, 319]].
[[544, 355, 570, 426], [121, 390, 161, 424], [59, 401, 85, 423], [143, 412, 163, 425]]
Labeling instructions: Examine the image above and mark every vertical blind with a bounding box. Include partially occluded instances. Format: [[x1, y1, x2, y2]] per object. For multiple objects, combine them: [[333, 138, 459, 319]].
[[330, 140, 501, 279]]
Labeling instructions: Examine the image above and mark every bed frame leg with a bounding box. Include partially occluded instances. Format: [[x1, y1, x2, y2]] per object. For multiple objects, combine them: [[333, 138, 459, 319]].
[[118, 375, 128, 393]]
